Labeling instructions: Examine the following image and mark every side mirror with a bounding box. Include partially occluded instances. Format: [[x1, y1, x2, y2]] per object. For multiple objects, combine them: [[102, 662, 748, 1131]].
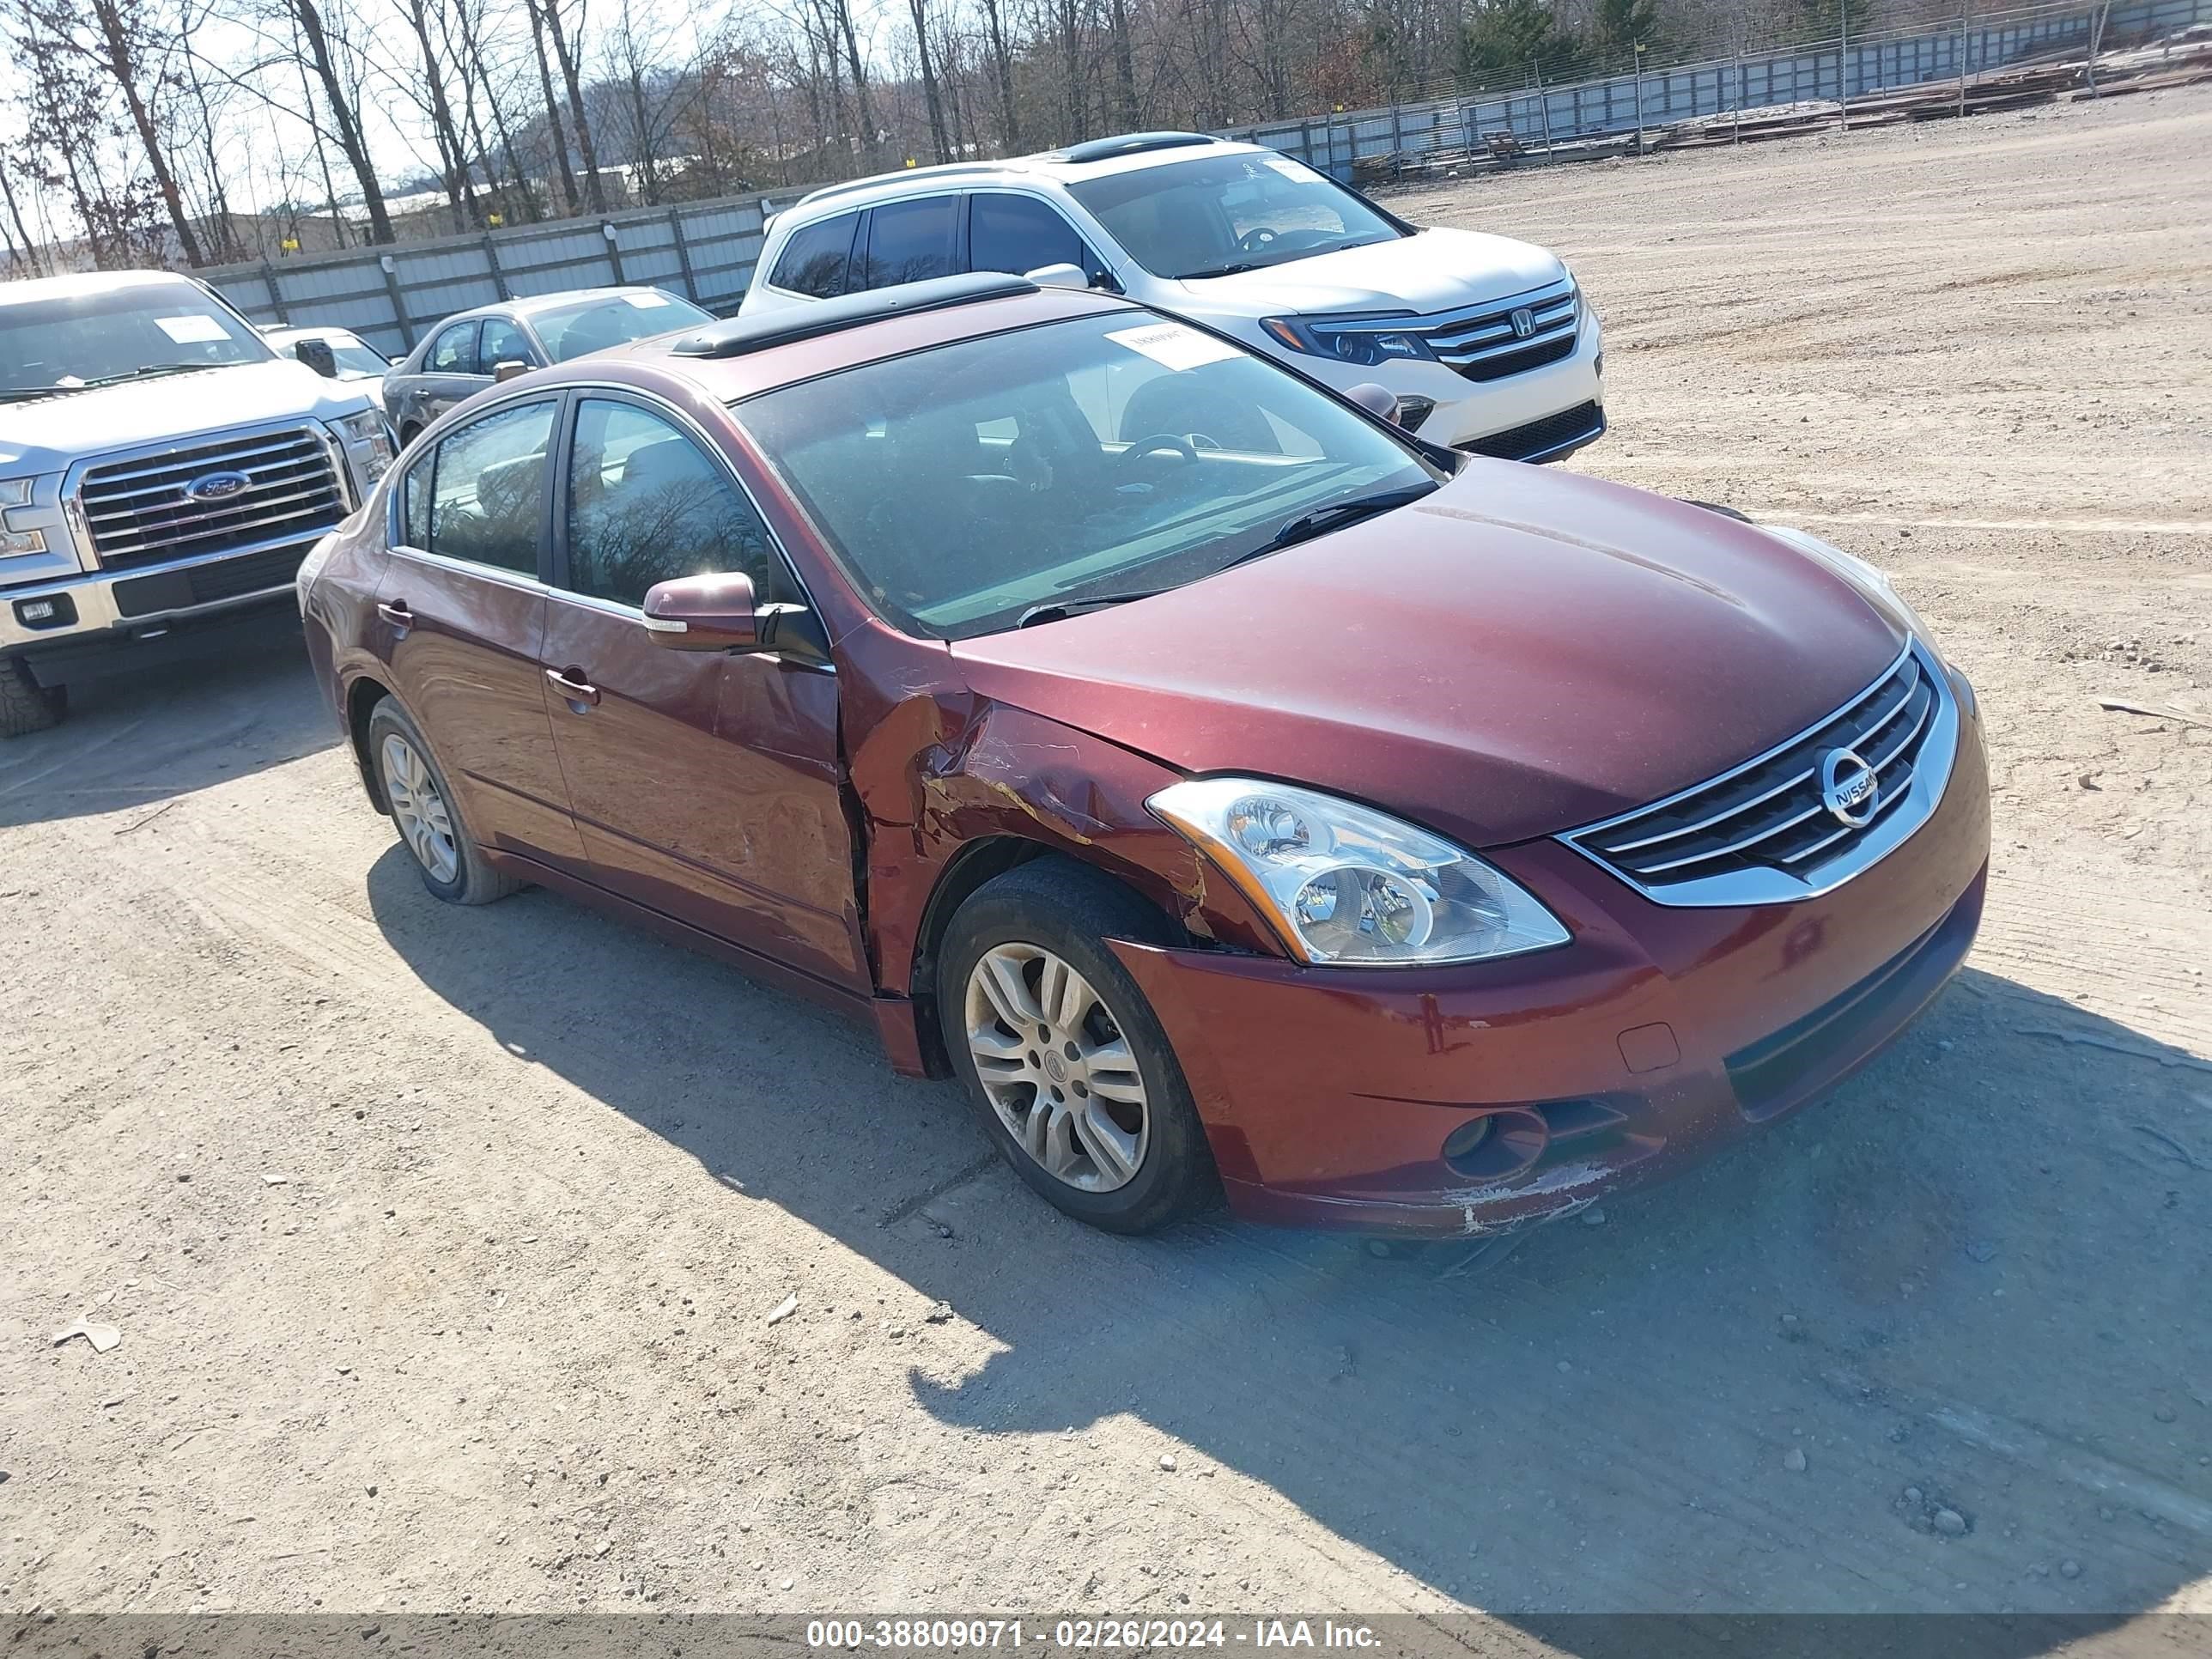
[[493, 359, 531, 383], [1344, 381, 1400, 424], [293, 339, 338, 378], [1023, 262, 1089, 291], [642, 572, 760, 652]]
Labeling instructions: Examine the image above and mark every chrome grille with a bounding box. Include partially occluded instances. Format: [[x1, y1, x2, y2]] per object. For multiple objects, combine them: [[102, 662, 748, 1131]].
[[1566, 645, 1947, 899], [77, 428, 345, 570], [1419, 280, 1579, 383]]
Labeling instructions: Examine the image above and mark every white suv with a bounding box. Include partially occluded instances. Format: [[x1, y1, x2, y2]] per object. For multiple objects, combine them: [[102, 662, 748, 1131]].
[[740, 131, 1603, 462]]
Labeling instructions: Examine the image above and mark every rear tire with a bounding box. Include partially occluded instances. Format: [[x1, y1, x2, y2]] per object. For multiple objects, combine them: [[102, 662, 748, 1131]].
[[366, 698, 520, 905], [938, 857, 1219, 1235], [0, 655, 64, 738]]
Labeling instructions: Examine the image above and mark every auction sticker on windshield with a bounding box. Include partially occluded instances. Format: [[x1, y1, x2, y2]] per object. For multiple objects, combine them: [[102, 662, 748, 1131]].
[[155, 314, 230, 343], [1105, 322, 1241, 373]]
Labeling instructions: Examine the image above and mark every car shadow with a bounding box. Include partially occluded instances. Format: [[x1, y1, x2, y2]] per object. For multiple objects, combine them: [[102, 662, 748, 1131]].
[[0, 608, 337, 830], [365, 847, 2211, 1638]]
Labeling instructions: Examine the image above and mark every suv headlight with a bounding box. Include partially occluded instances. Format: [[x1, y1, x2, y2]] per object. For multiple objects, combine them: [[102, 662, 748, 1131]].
[[331, 408, 395, 485], [1149, 778, 1569, 967], [1762, 525, 1940, 656], [1261, 315, 1434, 369]]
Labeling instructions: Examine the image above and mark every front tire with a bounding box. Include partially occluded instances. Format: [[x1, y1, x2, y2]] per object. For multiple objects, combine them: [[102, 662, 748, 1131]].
[[366, 698, 520, 905], [938, 858, 1219, 1235], [0, 655, 64, 738]]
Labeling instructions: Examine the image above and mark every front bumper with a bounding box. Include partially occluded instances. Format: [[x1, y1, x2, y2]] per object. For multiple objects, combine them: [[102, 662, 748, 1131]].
[[0, 532, 324, 670], [1285, 309, 1607, 460], [1111, 675, 1990, 1237]]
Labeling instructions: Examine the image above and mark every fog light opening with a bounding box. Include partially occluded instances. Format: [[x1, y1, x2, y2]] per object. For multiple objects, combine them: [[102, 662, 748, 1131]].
[[1443, 1108, 1549, 1182]]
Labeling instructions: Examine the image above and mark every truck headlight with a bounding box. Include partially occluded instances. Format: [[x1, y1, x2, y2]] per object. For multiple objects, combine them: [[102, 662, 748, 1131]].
[[1261, 315, 1434, 368], [332, 409, 395, 485], [0, 526, 46, 556], [0, 479, 35, 509], [1149, 778, 1569, 967]]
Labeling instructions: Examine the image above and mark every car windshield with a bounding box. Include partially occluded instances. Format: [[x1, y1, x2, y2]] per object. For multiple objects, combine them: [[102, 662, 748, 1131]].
[[1065, 152, 1402, 281], [739, 312, 1439, 640], [532, 292, 714, 362], [0, 280, 272, 398], [323, 337, 390, 376]]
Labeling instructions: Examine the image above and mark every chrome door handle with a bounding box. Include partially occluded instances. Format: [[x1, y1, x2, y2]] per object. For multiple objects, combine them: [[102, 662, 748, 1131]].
[[546, 667, 601, 708], [377, 599, 412, 632]]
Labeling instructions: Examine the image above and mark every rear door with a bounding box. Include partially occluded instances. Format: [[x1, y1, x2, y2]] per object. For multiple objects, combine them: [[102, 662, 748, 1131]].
[[374, 395, 585, 866], [421, 319, 488, 423], [538, 391, 867, 991]]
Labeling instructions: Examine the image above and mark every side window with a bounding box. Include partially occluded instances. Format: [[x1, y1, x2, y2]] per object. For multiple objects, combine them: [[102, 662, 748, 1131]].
[[428, 321, 477, 374], [563, 398, 781, 609], [770, 213, 860, 299], [967, 193, 1090, 278], [400, 449, 432, 548], [427, 399, 556, 575], [860, 197, 958, 290], [477, 316, 532, 373]]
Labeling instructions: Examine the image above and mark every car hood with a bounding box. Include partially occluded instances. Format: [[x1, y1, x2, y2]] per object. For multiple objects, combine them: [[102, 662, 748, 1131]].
[[1170, 228, 1566, 319], [0, 359, 374, 473], [950, 465, 1907, 848]]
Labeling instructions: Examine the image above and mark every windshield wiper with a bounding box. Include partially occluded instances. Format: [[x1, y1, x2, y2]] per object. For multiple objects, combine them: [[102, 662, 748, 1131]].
[[1176, 260, 1261, 280], [81, 363, 214, 388], [0, 385, 76, 402], [1233, 482, 1438, 564], [1015, 590, 1163, 628]]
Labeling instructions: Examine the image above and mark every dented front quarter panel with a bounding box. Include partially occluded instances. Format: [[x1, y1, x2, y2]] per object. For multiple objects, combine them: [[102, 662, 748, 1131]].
[[830, 617, 1285, 1073]]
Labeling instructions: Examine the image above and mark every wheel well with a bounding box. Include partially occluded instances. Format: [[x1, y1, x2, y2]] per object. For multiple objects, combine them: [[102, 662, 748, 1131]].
[[347, 676, 393, 811], [908, 838, 1048, 1074]]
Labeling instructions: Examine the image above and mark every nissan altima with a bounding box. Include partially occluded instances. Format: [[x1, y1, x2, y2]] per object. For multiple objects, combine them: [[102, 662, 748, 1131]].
[[298, 272, 1989, 1237]]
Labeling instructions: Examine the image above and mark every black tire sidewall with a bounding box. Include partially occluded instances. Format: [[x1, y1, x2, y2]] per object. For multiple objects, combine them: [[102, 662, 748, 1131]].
[[367, 701, 484, 903], [937, 860, 1218, 1234]]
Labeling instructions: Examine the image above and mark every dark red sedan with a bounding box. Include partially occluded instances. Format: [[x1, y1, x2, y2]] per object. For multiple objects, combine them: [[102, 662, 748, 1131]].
[[299, 273, 1989, 1237]]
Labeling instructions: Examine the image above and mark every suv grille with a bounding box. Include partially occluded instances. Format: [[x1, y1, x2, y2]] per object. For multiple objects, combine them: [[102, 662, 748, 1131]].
[[78, 428, 345, 570], [1458, 401, 1603, 463], [1571, 647, 1941, 892], [1419, 282, 1578, 383]]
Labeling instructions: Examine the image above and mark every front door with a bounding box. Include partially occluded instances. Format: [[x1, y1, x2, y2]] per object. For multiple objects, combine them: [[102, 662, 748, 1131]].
[[375, 395, 584, 866], [538, 392, 867, 993]]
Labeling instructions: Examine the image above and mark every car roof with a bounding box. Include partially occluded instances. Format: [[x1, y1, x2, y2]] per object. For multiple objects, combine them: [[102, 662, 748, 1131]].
[[428, 286, 678, 332], [0, 270, 211, 306], [778, 133, 1266, 223], [530, 275, 1140, 404]]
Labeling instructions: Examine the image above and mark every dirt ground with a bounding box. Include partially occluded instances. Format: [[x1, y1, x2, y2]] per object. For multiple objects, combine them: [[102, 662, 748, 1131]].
[[3, 87, 2209, 1633]]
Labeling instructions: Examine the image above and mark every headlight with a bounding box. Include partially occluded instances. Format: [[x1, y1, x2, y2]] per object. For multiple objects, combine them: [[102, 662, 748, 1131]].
[[0, 478, 33, 509], [1148, 778, 1569, 967], [0, 526, 46, 556], [1261, 315, 1434, 369], [1761, 524, 1939, 653], [332, 408, 395, 485]]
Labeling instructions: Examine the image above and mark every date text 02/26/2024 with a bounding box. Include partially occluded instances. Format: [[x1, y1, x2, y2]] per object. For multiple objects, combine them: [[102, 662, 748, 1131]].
[[805, 1620, 1381, 1650]]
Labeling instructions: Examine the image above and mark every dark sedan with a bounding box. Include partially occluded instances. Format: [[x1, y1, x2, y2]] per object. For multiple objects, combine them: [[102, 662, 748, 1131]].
[[301, 273, 1988, 1238], [381, 286, 712, 443]]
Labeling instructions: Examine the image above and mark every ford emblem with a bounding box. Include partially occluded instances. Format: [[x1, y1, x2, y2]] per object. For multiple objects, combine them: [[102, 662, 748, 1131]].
[[1819, 748, 1880, 828], [182, 470, 251, 503]]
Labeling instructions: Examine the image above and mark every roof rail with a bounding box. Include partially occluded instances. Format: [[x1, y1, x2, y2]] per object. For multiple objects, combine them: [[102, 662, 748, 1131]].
[[793, 161, 1012, 212], [1048, 131, 1218, 165], [665, 273, 1040, 360]]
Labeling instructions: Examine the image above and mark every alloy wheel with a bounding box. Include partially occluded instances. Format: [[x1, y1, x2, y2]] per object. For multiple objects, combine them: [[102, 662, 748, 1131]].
[[380, 732, 459, 885], [963, 942, 1150, 1192]]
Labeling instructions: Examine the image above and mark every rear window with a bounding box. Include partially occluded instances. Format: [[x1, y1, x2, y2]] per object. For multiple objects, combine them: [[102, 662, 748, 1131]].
[[532, 292, 712, 363], [770, 213, 861, 299]]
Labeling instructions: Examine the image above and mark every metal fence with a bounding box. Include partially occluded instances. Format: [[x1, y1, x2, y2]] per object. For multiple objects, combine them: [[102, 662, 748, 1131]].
[[203, 0, 2209, 358]]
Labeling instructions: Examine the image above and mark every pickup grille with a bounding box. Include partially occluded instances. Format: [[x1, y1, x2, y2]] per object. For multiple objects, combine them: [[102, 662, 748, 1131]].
[[1570, 647, 1941, 892], [1419, 282, 1579, 383], [77, 428, 345, 570]]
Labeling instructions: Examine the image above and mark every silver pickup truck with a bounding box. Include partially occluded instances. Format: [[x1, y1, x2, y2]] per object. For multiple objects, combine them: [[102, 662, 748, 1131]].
[[0, 270, 394, 736]]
